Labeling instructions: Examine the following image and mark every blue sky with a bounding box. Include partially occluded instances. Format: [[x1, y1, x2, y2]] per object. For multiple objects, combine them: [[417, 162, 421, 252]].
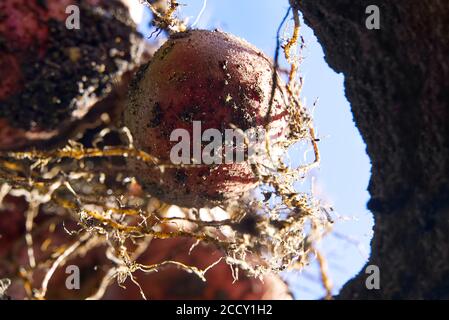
[[138, 0, 374, 299]]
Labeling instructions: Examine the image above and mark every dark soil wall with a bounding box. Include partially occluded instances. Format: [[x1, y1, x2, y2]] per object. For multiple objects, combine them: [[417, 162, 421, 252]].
[[296, 0, 449, 299]]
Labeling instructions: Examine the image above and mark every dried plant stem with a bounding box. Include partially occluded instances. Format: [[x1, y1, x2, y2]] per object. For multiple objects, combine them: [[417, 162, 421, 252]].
[[25, 203, 39, 269], [315, 249, 333, 300]]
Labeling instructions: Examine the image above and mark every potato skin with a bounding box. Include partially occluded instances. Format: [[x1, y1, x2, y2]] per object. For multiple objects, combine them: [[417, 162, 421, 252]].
[[0, 0, 142, 151], [125, 29, 289, 208]]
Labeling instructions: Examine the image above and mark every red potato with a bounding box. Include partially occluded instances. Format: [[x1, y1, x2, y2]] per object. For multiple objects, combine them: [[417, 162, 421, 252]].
[[0, 5, 294, 301], [0, 0, 145, 151], [125, 29, 290, 208]]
